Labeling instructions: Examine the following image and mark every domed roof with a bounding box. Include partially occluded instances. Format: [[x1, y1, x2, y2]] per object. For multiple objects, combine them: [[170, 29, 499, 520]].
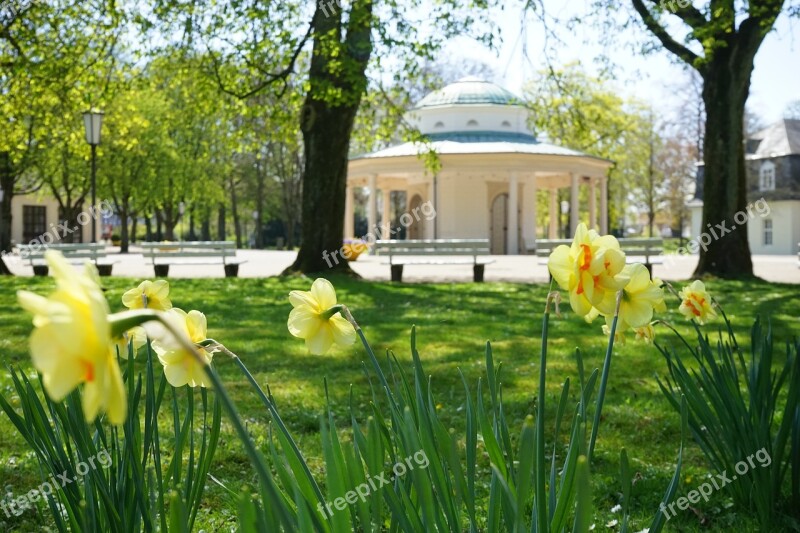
[[414, 77, 522, 109]]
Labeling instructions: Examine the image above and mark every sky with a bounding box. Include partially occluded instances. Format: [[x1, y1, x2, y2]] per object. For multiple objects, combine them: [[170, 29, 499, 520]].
[[451, 0, 800, 124]]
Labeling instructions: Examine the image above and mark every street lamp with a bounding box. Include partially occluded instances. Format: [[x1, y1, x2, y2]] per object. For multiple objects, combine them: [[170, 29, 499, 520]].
[[83, 110, 104, 243]]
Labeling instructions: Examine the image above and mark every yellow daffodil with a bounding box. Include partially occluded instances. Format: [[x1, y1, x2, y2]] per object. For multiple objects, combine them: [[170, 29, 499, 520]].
[[288, 278, 356, 355], [122, 280, 172, 311], [548, 223, 628, 316], [114, 327, 148, 360], [151, 309, 214, 388], [17, 251, 126, 425], [617, 263, 666, 329], [602, 324, 626, 345], [678, 280, 717, 324], [634, 324, 656, 344]]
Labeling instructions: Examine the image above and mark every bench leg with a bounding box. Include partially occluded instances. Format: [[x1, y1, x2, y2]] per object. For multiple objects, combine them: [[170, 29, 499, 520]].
[[224, 264, 240, 278], [154, 264, 170, 277], [390, 264, 403, 282], [644, 262, 653, 275], [473, 264, 485, 282], [33, 265, 49, 277], [97, 264, 113, 277]]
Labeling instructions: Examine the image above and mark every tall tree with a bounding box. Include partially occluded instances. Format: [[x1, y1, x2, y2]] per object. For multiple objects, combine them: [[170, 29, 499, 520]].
[[601, 0, 795, 277], [149, 0, 493, 273]]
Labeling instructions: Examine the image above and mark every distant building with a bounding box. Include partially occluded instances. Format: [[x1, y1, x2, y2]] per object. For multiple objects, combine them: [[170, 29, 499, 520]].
[[345, 77, 613, 254], [8, 193, 97, 246], [689, 118, 800, 255]]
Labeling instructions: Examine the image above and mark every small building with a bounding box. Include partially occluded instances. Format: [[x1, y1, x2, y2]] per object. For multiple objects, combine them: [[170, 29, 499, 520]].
[[345, 77, 613, 254], [689, 118, 800, 255], [6, 192, 96, 246]]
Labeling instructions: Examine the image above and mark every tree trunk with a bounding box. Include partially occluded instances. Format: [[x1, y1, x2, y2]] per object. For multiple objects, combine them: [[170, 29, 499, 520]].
[[285, 1, 373, 273], [119, 208, 129, 253], [693, 54, 754, 278], [130, 213, 138, 244], [163, 207, 176, 241], [155, 211, 163, 241], [0, 153, 12, 272], [188, 208, 197, 241], [145, 216, 152, 241], [201, 213, 211, 241], [229, 176, 242, 248], [217, 203, 226, 241]]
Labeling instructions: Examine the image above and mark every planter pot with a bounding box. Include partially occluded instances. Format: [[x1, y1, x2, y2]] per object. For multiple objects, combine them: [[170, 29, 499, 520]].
[[224, 264, 240, 278], [342, 242, 368, 261]]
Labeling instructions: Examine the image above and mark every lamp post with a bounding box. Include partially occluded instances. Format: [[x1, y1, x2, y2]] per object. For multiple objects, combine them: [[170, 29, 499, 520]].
[[83, 110, 104, 243]]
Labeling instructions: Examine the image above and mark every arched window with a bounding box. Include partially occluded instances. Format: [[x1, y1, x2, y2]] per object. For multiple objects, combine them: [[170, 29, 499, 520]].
[[501, 120, 511, 128], [759, 161, 776, 191], [467, 119, 479, 127], [434, 121, 445, 129]]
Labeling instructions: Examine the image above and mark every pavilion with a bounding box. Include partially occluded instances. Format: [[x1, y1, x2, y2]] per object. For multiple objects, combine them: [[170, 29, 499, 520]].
[[345, 77, 613, 254]]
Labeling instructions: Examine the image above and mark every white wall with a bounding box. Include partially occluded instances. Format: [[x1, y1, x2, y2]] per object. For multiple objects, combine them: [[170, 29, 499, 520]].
[[11, 192, 95, 246], [436, 174, 489, 239], [748, 200, 800, 255], [408, 104, 533, 136], [687, 200, 799, 255]]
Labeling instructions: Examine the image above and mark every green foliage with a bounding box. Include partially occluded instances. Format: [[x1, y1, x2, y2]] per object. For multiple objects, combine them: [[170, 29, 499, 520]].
[[657, 312, 800, 529], [198, 301, 687, 531], [0, 344, 221, 531], [524, 64, 654, 232]]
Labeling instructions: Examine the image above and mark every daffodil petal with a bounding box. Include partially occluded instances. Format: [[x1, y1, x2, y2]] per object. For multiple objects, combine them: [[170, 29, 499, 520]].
[[310, 278, 338, 310]]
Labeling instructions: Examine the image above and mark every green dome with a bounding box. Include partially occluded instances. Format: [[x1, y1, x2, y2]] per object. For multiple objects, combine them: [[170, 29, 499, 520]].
[[414, 77, 521, 108]]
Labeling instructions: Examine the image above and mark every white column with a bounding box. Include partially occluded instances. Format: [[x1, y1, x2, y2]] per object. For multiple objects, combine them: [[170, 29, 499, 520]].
[[570, 173, 579, 236], [589, 177, 597, 230], [600, 176, 608, 234], [522, 176, 537, 252], [368, 174, 378, 242], [508, 173, 519, 254], [548, 189, 558, 239], [344, 185, 354, 238], [381, 188, 392, 239]]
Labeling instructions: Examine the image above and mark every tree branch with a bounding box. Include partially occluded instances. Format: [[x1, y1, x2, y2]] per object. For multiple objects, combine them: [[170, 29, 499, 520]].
[[631, 0, 702, 68], [205, 21, 313, 100]]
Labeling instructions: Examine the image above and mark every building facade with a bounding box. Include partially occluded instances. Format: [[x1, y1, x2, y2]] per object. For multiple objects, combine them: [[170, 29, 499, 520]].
[[689, 119, 800, 255]]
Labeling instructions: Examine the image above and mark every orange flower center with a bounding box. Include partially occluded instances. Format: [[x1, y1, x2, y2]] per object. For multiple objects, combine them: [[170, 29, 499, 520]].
[[81, 359, 95, 382], [579, 244, 592, 271]]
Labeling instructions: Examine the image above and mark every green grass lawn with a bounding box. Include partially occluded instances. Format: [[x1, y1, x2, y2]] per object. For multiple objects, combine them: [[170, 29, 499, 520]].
[[0, 275, 796, 531]]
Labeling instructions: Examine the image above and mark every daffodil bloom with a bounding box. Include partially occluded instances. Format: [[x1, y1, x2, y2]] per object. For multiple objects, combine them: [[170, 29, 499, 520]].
[[288, 278, 356, 355], [616, 263, 666, 329], [634, 324, 656, 344], [548, 223, 628, 316], [678, 280, 717, 324], [151, 309, 214, 388], [122, 280, 172, 311], [114, 327, 148, 360], [17, 251, 126, 424], [602, 324, 626, 345]]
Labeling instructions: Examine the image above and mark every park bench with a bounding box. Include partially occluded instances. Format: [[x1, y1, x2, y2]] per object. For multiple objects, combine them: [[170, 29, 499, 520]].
[[17, 243, 116, 277], [140, 241, 245, 278], [373, 239, 494, 282], [532, 237, 664, 273]]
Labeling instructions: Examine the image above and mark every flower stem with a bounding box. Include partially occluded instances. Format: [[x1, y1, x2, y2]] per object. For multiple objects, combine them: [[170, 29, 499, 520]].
[[339, 305, 398, 411], [535, 292, 554, 532], [588, 289, 623, 464], [204, 339, 327, 509], [151, 316, 294, 527]]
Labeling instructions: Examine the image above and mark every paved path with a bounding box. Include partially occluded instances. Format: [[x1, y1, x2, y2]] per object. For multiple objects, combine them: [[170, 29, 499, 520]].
[[3, 248, 798, 284]]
